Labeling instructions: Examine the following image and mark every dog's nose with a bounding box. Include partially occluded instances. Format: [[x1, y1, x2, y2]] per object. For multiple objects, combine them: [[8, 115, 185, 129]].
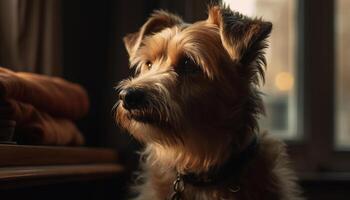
[[119, 88, 146, 110]]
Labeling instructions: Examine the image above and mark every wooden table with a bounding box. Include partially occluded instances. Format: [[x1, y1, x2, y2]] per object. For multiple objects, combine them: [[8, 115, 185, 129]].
[[0, 144, 125, 199]]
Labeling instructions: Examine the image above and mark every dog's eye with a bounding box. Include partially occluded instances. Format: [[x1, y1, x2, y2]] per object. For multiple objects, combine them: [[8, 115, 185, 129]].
[[145, 61, 153, 70], [178, 57, 201, 75]]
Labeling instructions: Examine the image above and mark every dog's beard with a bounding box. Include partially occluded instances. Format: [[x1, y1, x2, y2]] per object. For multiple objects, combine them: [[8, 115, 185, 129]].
[[115, 96, 181, 130], [128, 109, 155, 123], [115, 98, 185, 144], [126, 105, 164, 125]]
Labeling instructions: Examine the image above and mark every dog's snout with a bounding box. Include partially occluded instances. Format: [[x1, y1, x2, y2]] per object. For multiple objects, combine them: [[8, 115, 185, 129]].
[[119, 88, 146, 110]]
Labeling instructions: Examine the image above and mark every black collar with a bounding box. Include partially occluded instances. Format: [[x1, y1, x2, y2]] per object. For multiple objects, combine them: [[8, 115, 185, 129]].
[[179, 135, 259, 187]]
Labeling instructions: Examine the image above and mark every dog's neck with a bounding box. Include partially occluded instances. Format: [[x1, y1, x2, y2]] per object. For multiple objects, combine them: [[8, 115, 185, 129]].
[[144, 130, 258, 183], [179, 134, 259, 187]]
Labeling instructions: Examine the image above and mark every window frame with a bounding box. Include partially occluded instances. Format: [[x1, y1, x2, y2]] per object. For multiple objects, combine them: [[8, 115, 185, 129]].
[[288, 0, 350, 173]]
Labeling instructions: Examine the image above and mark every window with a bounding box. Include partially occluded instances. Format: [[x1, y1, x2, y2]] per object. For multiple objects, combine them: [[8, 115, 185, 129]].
[[223, 0, 298, 139], [336, 0, 350, 148], [224, 0, 350, 173]]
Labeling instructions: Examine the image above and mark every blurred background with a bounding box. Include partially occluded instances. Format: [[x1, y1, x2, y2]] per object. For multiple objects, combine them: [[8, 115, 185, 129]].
[[0, 0, 349, 199]]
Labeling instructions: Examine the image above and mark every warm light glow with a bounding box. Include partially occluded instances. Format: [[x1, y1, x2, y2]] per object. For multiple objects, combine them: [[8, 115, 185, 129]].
[[225, 0, 257, 16], [275, 72, 294, 91]]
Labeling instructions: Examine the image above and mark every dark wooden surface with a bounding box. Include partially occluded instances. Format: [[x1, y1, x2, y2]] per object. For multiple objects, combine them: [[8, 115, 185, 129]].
[[0, 164, 123, 189], [0, 144, 124, 191], [0, 179, 129, 200], [301, 175, 350, 200], [0, 144, 119, 167]]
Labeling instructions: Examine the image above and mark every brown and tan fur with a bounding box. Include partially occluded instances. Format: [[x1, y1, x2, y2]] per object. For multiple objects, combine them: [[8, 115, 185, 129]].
[[115, 4, 303, 200]]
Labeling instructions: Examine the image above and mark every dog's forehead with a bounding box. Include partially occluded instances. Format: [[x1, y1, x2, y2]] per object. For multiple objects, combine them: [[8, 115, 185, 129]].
[[134, 21, 232, 79], [154, 21, 221, 47], [140, 21, 225, 64]]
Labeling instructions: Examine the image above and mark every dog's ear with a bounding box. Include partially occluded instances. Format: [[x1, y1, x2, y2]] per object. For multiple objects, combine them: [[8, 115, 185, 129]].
[[207, 5, 272, 84], [124, 10, 183, 58]]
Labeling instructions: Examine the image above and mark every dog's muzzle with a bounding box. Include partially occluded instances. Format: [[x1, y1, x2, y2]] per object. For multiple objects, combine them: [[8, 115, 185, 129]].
[[119, 88, 147, 110], [118, 86, 174, 127]]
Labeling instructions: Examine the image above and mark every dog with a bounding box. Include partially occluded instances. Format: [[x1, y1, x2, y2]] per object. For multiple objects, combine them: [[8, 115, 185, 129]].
[[115, 4, 303, 200]]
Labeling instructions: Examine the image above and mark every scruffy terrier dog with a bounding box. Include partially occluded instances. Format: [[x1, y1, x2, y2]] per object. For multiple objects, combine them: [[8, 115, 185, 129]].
[[116, 5, 303, 200]]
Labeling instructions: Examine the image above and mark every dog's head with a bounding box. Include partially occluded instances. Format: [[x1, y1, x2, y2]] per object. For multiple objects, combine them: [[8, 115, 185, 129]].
[[116, 5, 271, 157]]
